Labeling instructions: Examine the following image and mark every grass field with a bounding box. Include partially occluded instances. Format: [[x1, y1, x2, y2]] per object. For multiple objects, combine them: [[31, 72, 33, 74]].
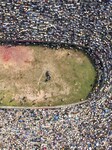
[[0, 46, 96, 107]]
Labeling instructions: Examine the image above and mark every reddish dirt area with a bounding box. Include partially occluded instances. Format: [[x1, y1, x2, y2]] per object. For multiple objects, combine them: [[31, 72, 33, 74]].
[[0, 46, 34, 70]]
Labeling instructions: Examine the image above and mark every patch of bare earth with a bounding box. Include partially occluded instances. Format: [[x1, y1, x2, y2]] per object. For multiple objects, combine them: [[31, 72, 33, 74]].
[[55, 49, 83, 64], [0, 46, 34, 71]]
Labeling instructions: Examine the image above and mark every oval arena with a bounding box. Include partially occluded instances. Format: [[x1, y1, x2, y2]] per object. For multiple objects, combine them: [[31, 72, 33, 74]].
[[0, 0, 111, 150]]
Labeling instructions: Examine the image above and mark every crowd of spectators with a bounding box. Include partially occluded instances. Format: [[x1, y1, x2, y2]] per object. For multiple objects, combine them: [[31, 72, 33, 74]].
[[0, 0, 112, 149]]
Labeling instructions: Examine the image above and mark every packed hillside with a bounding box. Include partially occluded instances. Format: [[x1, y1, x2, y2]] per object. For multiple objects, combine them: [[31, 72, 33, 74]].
[[0, 0, 112, 149]]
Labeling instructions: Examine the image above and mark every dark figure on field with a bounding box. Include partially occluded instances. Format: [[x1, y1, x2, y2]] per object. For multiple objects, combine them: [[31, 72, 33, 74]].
[[45, 71, 51, 82]]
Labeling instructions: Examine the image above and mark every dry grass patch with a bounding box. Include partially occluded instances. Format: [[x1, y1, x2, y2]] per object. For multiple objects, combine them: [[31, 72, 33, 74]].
[[0, 46, 96, 107]]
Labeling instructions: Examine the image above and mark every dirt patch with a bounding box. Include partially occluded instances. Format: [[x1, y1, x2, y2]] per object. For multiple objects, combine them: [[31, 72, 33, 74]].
[[55, 50, 84, 64], [0, 46, 34, 71], [76, 57, 83, 64], [55, 50, 68, 59]]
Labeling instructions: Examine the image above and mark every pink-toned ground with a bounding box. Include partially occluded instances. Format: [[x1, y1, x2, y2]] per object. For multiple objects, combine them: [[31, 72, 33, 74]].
[[0, 46, 34, 70]]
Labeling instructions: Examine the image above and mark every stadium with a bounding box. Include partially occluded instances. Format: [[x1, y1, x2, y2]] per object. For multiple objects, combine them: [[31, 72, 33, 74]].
[[0, 0, 111, 150]]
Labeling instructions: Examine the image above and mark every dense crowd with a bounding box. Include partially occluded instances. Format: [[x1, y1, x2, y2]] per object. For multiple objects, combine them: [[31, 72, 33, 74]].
[[0, 0, 112, 150]]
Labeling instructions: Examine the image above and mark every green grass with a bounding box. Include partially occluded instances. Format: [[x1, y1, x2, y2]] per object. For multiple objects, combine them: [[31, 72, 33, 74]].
[[0, 46, 96, 107]]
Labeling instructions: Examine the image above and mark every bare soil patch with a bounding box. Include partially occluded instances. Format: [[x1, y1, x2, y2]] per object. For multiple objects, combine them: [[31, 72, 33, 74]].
[[0, 46, 34, 71]]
